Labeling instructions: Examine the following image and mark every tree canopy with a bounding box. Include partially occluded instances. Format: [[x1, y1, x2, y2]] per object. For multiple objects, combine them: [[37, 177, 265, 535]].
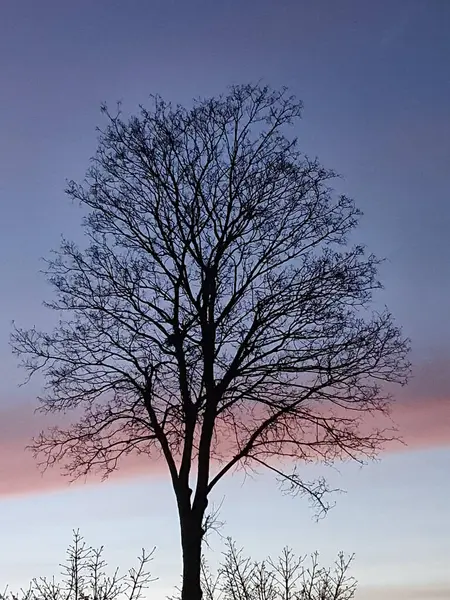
[[12, 84, 410, 600]]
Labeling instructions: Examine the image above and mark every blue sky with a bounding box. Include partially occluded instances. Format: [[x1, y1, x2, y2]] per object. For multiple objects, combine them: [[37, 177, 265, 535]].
[[0, 1, 449, 598], [2, 450, 450, 598]]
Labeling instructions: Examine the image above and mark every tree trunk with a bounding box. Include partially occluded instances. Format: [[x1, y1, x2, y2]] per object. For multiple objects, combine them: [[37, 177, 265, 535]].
[[180, 512, 204, 600]]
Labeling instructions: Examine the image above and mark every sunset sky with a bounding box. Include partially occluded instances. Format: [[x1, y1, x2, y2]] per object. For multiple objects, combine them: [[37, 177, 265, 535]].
[[0, 1, 449, 598]]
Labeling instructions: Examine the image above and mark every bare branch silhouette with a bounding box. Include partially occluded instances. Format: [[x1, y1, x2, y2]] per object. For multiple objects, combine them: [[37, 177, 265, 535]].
[[0, 531, 155, 600], [199, 540, 357, 600], [11, 83, 410, 600], [1, 533, 356, 600]]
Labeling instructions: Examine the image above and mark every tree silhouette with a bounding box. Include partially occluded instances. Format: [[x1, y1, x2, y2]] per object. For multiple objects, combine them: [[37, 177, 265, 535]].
[[12, 84, 410, 600], [0, 531, 155, 600], [199, 540, 357, 600], [1, 532, 356, 600]]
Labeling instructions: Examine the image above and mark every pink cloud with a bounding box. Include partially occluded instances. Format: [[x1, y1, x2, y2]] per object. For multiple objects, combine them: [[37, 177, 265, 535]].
[[0, 441, 166, 497], [1, 384, 449, 498], [0, 404, 166, 497], [390, 397, 450, 450]]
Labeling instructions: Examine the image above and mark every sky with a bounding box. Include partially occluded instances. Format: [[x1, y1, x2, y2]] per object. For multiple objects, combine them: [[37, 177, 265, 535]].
[[0, 0, 449, 598]]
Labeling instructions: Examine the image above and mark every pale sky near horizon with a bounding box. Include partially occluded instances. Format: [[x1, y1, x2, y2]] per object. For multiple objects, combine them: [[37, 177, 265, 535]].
[[0, 1, 449, 598]]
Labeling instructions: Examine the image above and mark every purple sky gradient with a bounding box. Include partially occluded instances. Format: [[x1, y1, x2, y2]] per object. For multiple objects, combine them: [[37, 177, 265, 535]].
[[0, 1, 449, 597]]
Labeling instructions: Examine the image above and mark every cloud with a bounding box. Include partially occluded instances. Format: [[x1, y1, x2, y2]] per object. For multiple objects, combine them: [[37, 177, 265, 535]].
[[0, 405, 167, 497], [0, 358, 449, 498], [389, 351, 450, 450], [358, 584, 450, 599], [390, 397, 450, 451]]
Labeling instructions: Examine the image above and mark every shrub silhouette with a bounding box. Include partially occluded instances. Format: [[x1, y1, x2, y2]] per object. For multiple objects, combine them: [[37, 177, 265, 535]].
[[2, 532, 356, 600], [1, 531, 155, 600]]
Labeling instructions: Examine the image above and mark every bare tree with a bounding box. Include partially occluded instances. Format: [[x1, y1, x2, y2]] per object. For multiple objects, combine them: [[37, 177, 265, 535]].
[[199, 540, 357, 600], [0, 531, 155, 600], [11, 84, 410, 600], [1, 532, 355, 600]]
